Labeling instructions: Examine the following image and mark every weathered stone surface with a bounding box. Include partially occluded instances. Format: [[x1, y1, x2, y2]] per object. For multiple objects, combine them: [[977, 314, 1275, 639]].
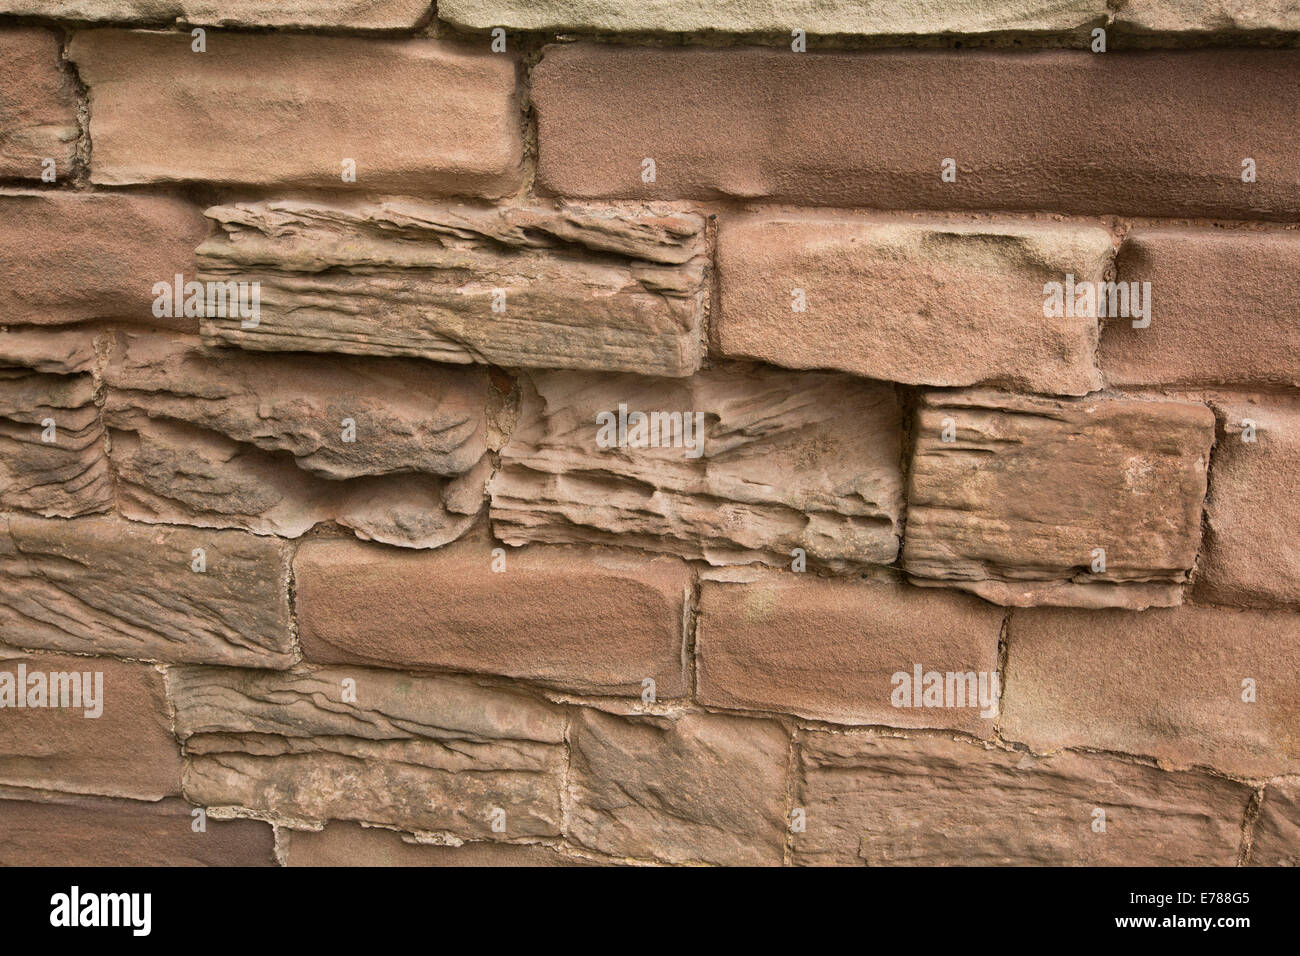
[[491, 367, 904, 570], [0, 0, 431, 29], [1251, 779, 1300, 866], [0, 29, 77, 180], [102, 331, 490, 547], [69, 31, 523, 196], [282, 822, 590, 867], [533, 45, 1300, 220], [795, 733, 1250, 865], [296, 537, 691, 697], [1002, 604, 1300, 778], [698, 573, 1003, 732], [0, 793, 275, 866], [717, 214, 1109, 395], [0, 192, 209, 329], [1116, 0, 1300, 33], [171, 664, 566, 838], [903, 389, 1214, 608], [197, 199, 707, 377], [441, 0, 1105, 34], [0, 649, 182, 800], [0, 514, 294, 667], [567, 707, 789, 865], [1104, 229, 1300, 389], [1195, 398, 1300, 608], [0, 343, 113, 517]]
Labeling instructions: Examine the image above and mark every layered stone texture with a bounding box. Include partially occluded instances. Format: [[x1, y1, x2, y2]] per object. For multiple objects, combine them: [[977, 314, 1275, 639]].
[[1115, 0, 1300, 33], [441, 0, 1106, 34], [196, 199, 707, 377], [566, 706, 789, 865], [0, 329, 112, 518], [295, 537, 692, 696], [698, 572, 1003, 732], [794, 733, 1251, 866], [0, 28, 78, 180], [717, 214, 1111, 394], [0, 514, 294, 667], [1002, 605, 1300, 778], [0, 193, 209, 328], [0, 794, 276, 866], [490, 367, 904, 570], [903, 389, 1215, 608], [170, 665, 567, 838], [1103, 229, 1300, 389], [533, 45, 1300, 219], [102, 330, 490, 547], [0, 649, 182, 800], [1194, 397, 1300, 608], [69, 31, 523, 196]]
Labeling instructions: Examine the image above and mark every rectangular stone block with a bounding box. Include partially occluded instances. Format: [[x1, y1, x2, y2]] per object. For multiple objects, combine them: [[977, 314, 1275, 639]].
[[0, 192, 209, 328], [69, 31, 524, 196], [1103, 229, 1300, 388], [170, 664, 566, 839], [490, 367, 904, 571], [567, 706, 789, 865], [196, 199, 707, 377], [282, 822, 588, 867], [903, 389, 1215, 608], [1196, 397, 1300, 608], [0, 514, 294, 667], [0, 793, 275, 866], [698, 572, 1003, 732], [533, 45, 1300, 219], [1116, 0, 1300, 33], [103, 331, 491, 548], [296, 537, 691, 697], [795, 733, 1250, 865], [1002, 604, 1300, 777], [441, 0, 1105, 34], [717, 213, 1110, 394], [0, 0, 431, 29], [0, 649, 182, 800], [0, 28, 77, 180]]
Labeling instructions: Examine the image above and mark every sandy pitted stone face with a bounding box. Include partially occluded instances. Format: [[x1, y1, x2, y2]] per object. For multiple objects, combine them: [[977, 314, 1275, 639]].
[[533, 44, 1300, 219], [69, 31, 524, 195], [0, 28, 77, 180], [1001, 604, 1300, 778], [491, 366, 904, 570], [698, 572, 1004, 733], [1252, 780, 1300, 866], [794, 733, 1251, 866], [102, 330, 492, 548], [0, 514, 294, 667], [1194, 397, 1300, 608], [197, 199, 707, 377], [0, 794, 276, 867], [904, 389, 1215, 608], [1116, 0, 1300, 33], [170, 664, 567, 838], [0, 193, 209, 329], [295, 537, 693, 697], [1104, 229, 1300, 389], [440, 0, 1106, 34], [717, 214, 1111, 394], [0, 649, 183, 801]]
